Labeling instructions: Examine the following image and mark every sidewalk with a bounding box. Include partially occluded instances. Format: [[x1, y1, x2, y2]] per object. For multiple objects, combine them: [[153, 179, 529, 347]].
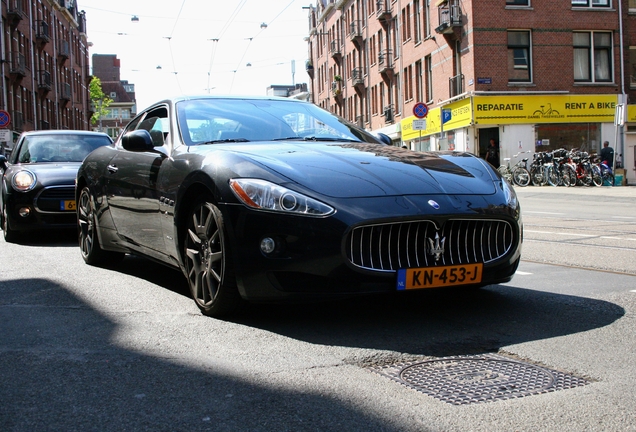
[[513, 184, 636, 198]]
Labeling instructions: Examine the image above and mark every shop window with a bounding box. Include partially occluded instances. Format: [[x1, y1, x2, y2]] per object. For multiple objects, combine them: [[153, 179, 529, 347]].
[[508, 31, 532, 83], [574, 31, 612, 83]]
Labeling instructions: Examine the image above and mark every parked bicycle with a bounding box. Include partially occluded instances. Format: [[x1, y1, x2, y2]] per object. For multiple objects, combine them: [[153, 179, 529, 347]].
[[593, 154, 614, 187], [498, 151, 531, 187]]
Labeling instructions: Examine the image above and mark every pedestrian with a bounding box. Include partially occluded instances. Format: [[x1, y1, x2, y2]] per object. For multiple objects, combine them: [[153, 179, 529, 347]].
[[600, 141, 614, 167], [485, 138, 500, 167]]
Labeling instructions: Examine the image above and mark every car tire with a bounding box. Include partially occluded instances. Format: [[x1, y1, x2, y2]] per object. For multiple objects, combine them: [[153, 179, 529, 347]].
[[77, 187, 125, 265], [2, 205, 19, 243], [183, 199, 241, 318]]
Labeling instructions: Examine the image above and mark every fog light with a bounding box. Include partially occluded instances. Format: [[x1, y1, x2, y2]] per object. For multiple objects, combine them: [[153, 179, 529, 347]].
[[18, 207, 31, 218], [260, 237, 276, 254]]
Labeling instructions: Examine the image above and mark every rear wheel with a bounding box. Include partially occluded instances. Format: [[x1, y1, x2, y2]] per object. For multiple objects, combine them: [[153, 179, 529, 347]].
[[78, 187, 125, 265], [603, 172, 614, 187], [183, 199, 241, 318], [547, 165, 560, 187]]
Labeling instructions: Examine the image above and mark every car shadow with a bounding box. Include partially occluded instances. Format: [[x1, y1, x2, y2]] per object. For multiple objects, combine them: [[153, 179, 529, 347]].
[[0, 277, 402, 431], [108, 254, 624, 359]]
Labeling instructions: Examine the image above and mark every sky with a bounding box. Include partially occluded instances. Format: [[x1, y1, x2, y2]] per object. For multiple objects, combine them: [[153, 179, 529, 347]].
[[79, 0, 312, 111]]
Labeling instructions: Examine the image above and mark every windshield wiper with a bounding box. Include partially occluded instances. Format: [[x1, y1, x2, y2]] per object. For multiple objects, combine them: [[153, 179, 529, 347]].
[[201, 138, 251, 144], [272, 136, 361, 143]]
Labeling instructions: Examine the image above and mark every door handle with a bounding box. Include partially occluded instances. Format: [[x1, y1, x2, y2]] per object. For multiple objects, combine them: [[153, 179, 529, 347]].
[[107, 164, 118, 173]]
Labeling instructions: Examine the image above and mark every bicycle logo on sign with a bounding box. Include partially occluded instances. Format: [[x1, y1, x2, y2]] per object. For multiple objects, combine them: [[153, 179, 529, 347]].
[[531, 103, 561, 118]]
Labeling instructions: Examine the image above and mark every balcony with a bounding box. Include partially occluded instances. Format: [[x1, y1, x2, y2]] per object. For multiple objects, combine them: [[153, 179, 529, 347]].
[[351, 68, 365, 89], [40, 120, 50, 130], [9, 52, 27, 77], [60, 83, 72, 102], [38, 71, 52, 92], [58, 41, 70, 61], [449, 73, 464, 97], [7, 0, 27, 25], [349, 21, 362, 45], [378, 50, 394, 78], [36, 21, 50, 44], [383, 105, 394, 123], [330, 40, 342, 60], [331, 79, 343, 98], [376, 0, 392, 24], [436, 0, 462, 34]]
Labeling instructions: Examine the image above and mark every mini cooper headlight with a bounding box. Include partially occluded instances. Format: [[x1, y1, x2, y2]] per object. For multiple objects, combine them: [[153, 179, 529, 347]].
[[12, 170, 37, 192], [229, 178, 335, 216]]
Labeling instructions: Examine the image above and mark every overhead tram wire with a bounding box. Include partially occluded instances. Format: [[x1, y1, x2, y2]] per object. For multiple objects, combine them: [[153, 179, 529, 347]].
[[227, 0, 297, 93], [164, 0, 188, 94]]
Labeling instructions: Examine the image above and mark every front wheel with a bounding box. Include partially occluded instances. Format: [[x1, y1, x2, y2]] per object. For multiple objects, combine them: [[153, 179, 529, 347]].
[[183, 199, 241, 318], [512, 167, 530, 187], [602, 172, 614, 187], [78, 187, 125, 265], [591, 166, 603, 187], [2, 205, 20, 243]]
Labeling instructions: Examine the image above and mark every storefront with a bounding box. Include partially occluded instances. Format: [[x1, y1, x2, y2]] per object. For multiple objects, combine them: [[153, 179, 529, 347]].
[[400, 94, 620, 176]]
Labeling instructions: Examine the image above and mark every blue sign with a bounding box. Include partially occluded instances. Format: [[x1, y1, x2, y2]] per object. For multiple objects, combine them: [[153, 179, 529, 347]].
[[442, 109, 452, 124], [477, 77, 492, 85]]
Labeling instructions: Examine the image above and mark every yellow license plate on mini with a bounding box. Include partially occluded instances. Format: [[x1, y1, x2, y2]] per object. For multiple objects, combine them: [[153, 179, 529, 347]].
[[396, 263, 483, 290], [61, 200, 76, 211]]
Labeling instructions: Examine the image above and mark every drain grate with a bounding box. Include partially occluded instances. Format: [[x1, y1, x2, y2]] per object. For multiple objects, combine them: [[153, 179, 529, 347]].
[[369, 354, 589, 405]]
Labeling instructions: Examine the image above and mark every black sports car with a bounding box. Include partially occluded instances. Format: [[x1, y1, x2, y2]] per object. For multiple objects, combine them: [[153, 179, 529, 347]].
[[0, 130, 113, 242], [76, 95, 522, 317]]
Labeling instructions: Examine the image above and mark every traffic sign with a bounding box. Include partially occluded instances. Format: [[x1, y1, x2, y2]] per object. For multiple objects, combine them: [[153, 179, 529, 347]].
[[413, 102, 429, 119], [0, 110, 10, 128]]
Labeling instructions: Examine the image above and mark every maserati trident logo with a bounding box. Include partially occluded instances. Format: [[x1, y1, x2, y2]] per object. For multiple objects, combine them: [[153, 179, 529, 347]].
[[427, 232, 446, 262]]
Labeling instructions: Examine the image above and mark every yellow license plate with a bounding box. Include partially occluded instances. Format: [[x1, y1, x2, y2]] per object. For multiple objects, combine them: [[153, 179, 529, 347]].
[[61, 200, 76, 211], [397, 263, 483, 290]]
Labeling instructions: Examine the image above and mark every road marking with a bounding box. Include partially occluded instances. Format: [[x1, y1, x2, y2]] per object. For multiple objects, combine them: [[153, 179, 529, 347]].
[[612, 216, 635, 219], [515, 271, 532, 275], [631, 290, 636, 293], [525, 230, 596, 237]]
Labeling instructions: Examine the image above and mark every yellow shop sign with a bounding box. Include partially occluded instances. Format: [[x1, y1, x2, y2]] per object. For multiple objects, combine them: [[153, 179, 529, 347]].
[[627, 105, 636, 123], [401, 107, 442, 141], [474, 95, 618, 125], [441, 98, 472, 131]]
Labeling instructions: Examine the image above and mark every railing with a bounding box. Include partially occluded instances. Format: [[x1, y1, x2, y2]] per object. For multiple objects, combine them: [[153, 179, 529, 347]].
[[436, 0, 461, 34], [449, 73, 464, 97], [38, 70, 52, 90], [330, 39, 341, 58], [349, 20, 362, 40], [351, 68, 365, 87], [60, 83, 72, 101], [36, 21, 50, 42], [9, 52, 26, 76]]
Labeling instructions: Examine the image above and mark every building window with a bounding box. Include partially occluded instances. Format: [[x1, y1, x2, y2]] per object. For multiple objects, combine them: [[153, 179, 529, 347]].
[[506, 0, 530, 5], [572, 0, 610, 7], [424, 55, 433, 102], [415, 60, 423, 102], [508, 30, 531, 82], [630, 47, 636, 89], [630, 0, 636, 12], [414, 0, 422, 43], [424, 0, 431, 38], [574, 31, 612, 82]]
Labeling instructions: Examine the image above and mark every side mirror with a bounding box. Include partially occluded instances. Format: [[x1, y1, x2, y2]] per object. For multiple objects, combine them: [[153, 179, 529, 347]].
[[374, 132, 392, 146], [121, 130, 155, 152]]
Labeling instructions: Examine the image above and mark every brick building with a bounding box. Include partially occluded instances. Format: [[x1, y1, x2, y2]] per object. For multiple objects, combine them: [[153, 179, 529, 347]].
[[91, 54, 136, 139], [306, 0, 636, 183], [1, 0, 93, 152]]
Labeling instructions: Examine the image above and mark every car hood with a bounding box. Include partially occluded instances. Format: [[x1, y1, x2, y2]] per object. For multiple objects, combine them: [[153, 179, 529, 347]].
[[229, 142, 497, 198], [7, 162, 81, 186]]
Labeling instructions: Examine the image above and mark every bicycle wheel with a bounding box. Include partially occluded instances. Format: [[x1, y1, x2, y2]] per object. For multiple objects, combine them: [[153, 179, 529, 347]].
[[547, 165, 560, 187], [498, 165, 513, 184], [603, 172, 614, 187], [530, 167, 544, 186], [561, 165, 576, 187], [591, 166, 602, 187], [512, 167, 530, 187]]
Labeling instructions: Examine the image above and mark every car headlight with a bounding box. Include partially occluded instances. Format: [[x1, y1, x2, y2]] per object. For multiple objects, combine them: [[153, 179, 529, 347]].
[[11, 170, 37, 192], [229, 178, 335, 217]]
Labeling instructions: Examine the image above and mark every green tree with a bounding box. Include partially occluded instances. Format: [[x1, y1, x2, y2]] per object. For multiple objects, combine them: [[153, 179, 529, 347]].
[[89, 76, 113, 129]]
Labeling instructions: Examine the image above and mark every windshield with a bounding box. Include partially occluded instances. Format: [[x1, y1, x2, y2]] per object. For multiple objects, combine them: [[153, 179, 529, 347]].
[[176, 98, 382, 146], [14, 134, 112, 164]]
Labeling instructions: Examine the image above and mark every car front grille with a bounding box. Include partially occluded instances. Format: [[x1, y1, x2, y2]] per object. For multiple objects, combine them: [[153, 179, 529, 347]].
[[35, 186, 75, 213], [347, 219, 515, 272]]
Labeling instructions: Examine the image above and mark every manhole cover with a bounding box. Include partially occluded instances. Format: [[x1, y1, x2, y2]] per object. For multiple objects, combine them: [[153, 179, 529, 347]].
[[370, 354, 589, 405]]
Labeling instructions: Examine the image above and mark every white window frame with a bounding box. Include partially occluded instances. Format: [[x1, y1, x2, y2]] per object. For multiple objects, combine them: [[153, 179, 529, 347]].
[[573, 31, 613, 83]]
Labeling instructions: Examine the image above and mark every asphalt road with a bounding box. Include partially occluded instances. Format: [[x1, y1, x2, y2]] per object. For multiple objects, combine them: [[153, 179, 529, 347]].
[[1, 185, 635, 431]]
